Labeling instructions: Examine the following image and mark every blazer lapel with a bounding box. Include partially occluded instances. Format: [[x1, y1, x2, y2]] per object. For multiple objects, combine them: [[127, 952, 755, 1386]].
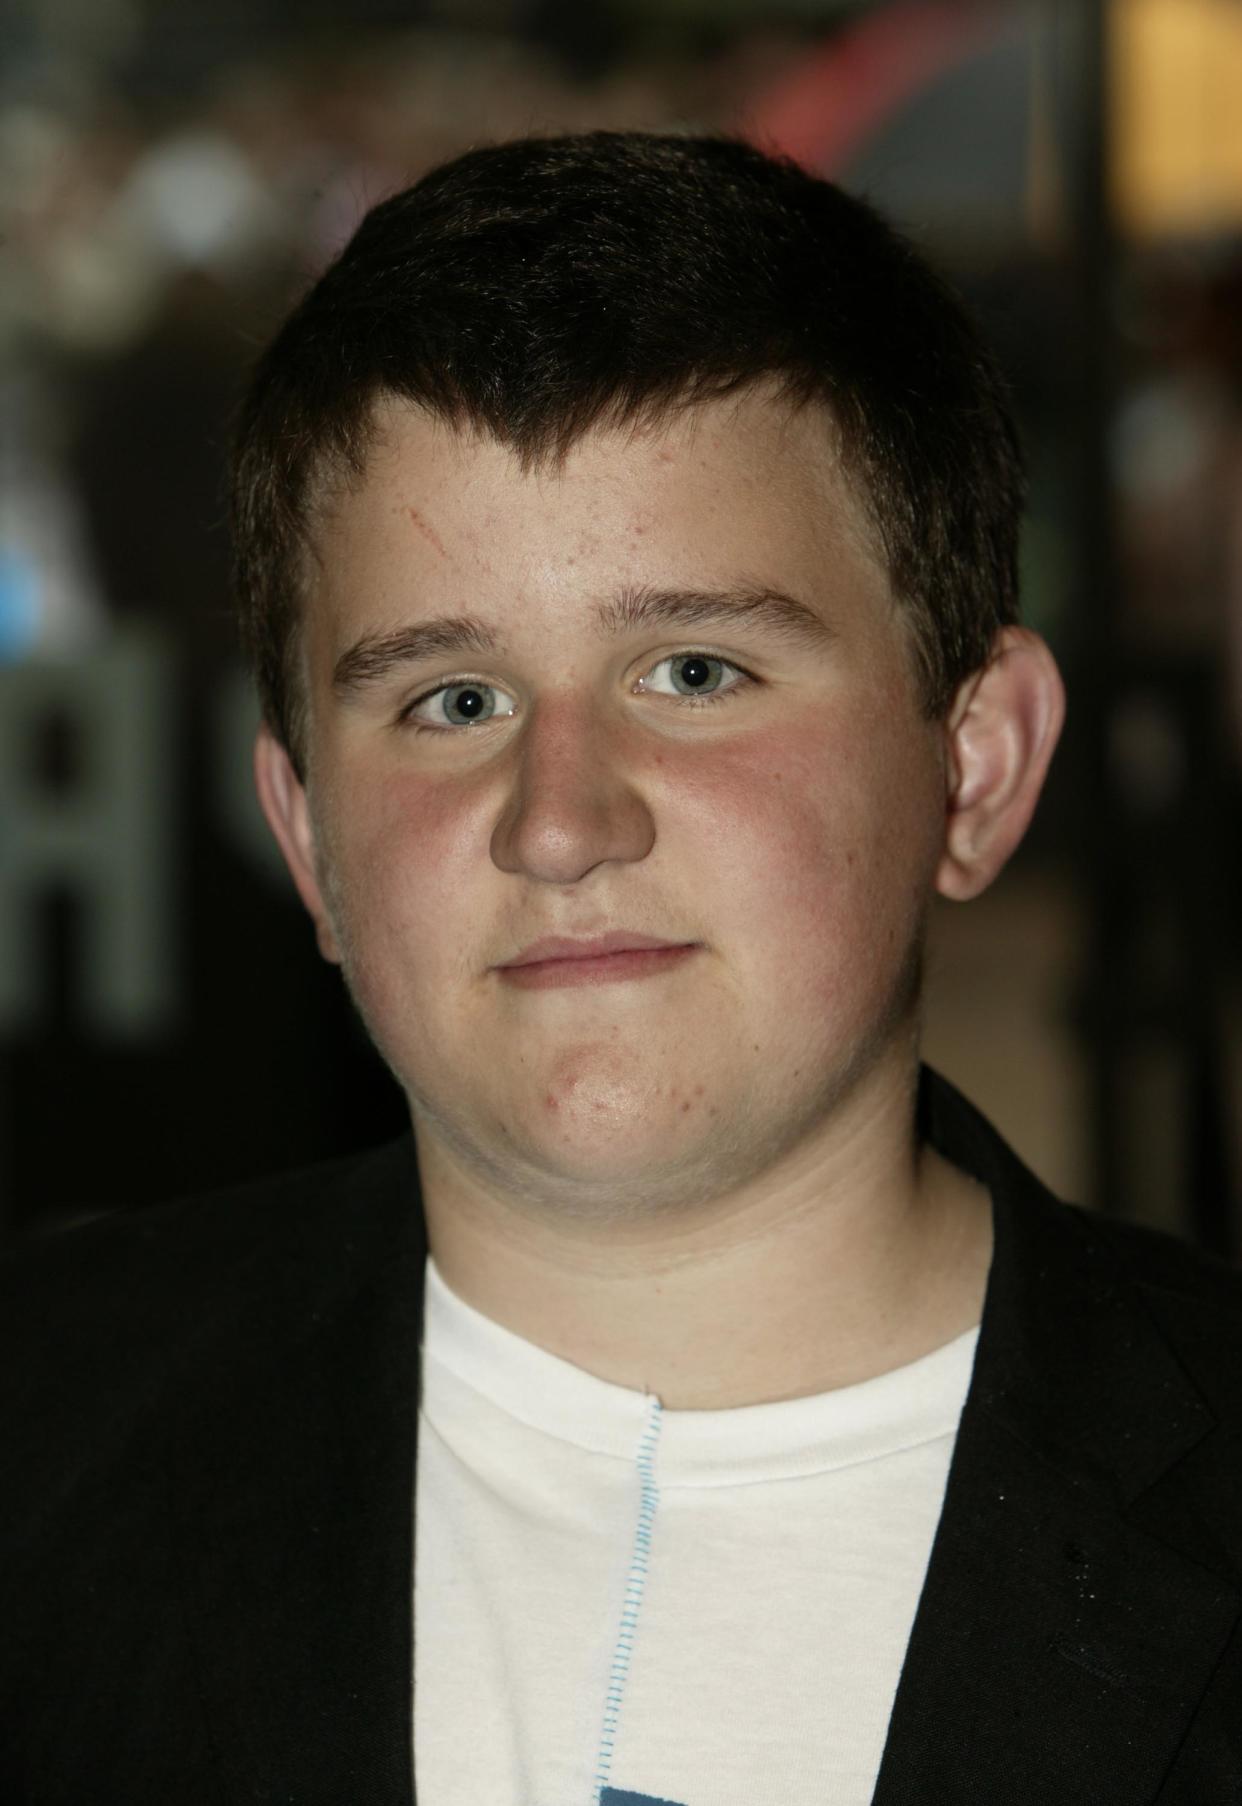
[[872, 1076, 1242, 1806], [163, 1136, 426, 1805]]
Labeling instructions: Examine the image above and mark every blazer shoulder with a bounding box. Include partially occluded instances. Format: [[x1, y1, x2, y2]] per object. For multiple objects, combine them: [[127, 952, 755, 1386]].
[[5, 1127, 413, 1261], [1065, 1202, 1242, 1409], [0, 1135, 422, 1540], [0, 1135, 420, 1369], [925, 1064, 1242, 1332], [1067, 1203, 1242, 1313]]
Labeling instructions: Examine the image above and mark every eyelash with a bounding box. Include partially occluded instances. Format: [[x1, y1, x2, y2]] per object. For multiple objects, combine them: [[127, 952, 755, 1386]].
[[399, 653, 756, 733]]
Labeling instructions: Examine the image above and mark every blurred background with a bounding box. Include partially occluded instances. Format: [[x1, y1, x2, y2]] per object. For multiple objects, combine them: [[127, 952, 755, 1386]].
[[1, 0, 1239, 1252]]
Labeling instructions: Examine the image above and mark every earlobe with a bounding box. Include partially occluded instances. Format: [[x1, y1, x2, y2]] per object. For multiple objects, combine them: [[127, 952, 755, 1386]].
[[935, 627, 1065, 902], [252, 726, 343, 964]]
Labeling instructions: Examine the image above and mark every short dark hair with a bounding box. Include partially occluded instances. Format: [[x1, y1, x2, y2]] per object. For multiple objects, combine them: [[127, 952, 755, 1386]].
[[231, 130, 1024, 776]]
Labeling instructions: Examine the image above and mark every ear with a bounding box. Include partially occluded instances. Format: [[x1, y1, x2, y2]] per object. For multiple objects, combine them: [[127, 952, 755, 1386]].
[[936, 626, 1065, 902], [253, 725, 342, 963]]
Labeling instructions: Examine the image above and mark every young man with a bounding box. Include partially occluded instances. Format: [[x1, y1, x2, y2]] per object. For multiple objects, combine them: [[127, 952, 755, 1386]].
[[3, 132, 1240, 1805]]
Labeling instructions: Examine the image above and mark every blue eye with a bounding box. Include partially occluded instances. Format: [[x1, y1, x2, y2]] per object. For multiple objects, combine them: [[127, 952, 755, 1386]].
[[642, 653, 743, 700], [405, 681, 519, 729]]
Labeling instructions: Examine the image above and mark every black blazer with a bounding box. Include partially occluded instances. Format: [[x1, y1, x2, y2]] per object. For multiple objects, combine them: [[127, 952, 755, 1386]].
[[2, 1070, 1241, 1803]]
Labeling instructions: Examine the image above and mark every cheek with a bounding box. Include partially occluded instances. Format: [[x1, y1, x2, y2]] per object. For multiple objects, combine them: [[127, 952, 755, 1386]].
[[672, 713, 943, 997], [320, 765, 481, 983]]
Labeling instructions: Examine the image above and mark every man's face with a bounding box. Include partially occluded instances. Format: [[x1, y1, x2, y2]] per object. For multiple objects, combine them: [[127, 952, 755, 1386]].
[[285, 389, 953, 1220]]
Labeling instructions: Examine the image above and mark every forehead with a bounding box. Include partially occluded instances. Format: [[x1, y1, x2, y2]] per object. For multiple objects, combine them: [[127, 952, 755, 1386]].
[[303, 387, 891, 648]]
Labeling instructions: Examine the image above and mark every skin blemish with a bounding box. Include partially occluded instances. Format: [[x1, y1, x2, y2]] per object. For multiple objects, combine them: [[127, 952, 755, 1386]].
[[681, 1100, 692, 1114], [406, 504, 448, 559]]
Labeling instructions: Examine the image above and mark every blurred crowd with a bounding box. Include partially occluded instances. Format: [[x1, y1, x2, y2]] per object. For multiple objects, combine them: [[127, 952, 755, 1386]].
[[0, 22, 796, 660]]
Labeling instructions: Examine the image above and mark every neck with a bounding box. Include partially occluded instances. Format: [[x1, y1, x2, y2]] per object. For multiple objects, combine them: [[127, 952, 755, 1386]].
[[417, 1061, 993, 1409]]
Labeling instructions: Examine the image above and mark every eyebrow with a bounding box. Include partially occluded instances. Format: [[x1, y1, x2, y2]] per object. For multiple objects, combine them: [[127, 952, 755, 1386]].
[[331, 585, 835, 695]]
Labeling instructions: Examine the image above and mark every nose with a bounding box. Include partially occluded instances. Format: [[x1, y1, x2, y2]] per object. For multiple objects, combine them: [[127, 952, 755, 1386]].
[[489, 691, 656, 884]]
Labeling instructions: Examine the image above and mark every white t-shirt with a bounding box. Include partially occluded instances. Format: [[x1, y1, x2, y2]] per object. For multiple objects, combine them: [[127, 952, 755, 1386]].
[[415, 1257, 977, 1806]]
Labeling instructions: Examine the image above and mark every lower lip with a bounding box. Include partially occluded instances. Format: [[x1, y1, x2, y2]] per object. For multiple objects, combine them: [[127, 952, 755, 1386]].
[[497, 945, 699, 989]]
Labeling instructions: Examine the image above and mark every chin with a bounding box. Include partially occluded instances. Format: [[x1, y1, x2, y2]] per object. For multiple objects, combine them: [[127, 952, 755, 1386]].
[[417, 1080, 748, 1224]]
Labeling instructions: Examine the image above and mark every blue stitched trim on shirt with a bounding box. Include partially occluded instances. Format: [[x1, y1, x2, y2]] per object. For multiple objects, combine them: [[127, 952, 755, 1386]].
[[592, 1396, 664, 1803]]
